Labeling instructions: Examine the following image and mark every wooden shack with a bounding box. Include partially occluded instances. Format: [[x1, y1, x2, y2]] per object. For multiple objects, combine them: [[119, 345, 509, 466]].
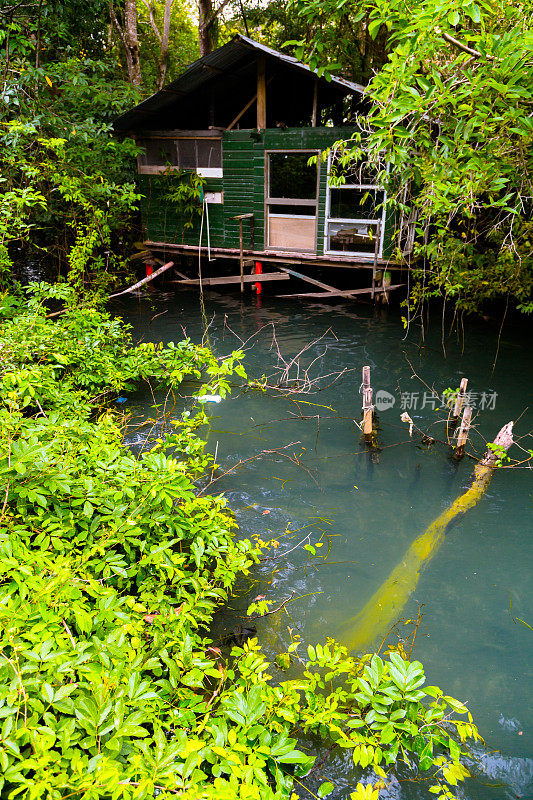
[[114, 35, 405, 299]]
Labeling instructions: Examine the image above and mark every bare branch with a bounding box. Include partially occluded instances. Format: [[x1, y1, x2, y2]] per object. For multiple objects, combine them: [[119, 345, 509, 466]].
[[204, 0, 233, 32], [440, 29, 483, 59]]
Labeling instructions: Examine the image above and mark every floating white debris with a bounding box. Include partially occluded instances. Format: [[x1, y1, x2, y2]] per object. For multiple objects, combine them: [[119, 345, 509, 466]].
[[197, 394, 222, 403]]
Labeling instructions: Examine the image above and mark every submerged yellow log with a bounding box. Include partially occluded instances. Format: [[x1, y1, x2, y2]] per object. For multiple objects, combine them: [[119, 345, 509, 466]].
[[340, 422, 514, 653]]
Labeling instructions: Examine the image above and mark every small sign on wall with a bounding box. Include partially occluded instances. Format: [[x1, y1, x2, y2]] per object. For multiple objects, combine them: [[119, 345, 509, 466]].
[[205, 191, 223, 204]]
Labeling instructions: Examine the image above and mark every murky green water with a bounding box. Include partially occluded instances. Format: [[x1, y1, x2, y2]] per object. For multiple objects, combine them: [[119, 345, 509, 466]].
[[116, 288, 532, 800]]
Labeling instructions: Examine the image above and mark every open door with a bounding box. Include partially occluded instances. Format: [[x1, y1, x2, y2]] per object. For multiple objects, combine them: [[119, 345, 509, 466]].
[[266, 151, 318, 252]]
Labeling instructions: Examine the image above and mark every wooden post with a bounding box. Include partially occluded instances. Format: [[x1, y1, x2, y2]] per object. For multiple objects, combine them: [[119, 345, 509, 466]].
[[238, 218, 244, 293], [311, 77, 318, 127], [454, 405, 472, 459], [363, 388, 374, 436], [362, 366, 373, 437], [371, 221, 381, 301], [362, 365, 371, 393], [452, 378, 468, 421], [257, 53, 266, 130]]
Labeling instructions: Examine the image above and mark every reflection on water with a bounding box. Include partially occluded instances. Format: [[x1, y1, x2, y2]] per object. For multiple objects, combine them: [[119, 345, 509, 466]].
[[116, 288, 533, 799]]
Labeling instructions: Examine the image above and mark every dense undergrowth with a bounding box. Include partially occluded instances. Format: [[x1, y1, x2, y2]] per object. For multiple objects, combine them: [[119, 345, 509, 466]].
[[0, 284, 482, 800]]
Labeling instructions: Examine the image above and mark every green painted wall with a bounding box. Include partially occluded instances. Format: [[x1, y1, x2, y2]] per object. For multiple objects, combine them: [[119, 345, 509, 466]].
[[138, 127, 394, 259]]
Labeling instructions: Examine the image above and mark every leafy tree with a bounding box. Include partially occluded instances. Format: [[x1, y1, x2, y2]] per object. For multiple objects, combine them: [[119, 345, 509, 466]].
[[0, 62, 141, 286], [292, 0, 533, 314], [221, 0, 389, 83], [139, 0, 199, 87]]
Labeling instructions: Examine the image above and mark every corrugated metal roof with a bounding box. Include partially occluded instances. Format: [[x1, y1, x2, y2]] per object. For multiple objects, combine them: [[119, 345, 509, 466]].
[[235, 34, 365, 94], [114, 34, 365, 130]]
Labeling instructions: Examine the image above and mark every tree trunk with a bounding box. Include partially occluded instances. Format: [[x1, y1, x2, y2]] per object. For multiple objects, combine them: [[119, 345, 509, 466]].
[[199, 0, 215, 56], [141, 0, 175, 90], [123, 0, 142, 86], [156, 0, 173, 89], [109, 0, 142, 86], [338, 421, 514, 652]]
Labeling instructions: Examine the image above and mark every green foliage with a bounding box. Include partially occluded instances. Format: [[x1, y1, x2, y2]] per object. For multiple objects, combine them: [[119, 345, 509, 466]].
[[0, 284, 478, 800], [486, 441, 510, 466], [0, 0, 110, 65], [222, 0, 388, 84], [0, 288, 482, 798], [293, 0, 533, 313], [162, 169, 206, 232], [0, 58, 142, 286]]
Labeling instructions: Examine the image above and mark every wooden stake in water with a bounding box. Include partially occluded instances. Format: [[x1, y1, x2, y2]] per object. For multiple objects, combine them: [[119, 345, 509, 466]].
[[362, 366, 373, 436], [455, 405, 473, 459], [453, 377, 468, 421]]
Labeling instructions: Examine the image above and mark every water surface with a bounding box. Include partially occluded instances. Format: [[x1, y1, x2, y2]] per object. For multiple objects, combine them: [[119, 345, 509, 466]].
[[116, 288, 532, 800]]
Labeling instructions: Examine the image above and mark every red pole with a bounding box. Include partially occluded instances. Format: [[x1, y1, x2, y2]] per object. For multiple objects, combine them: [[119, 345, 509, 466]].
[[145, 261, 155, 292], [254, 261, 262, 294]]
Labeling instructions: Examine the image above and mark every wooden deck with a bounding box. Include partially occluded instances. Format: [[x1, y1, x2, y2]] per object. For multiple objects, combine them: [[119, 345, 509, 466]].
[[145, 240, 404, 271], [144, 240, 407, 302]]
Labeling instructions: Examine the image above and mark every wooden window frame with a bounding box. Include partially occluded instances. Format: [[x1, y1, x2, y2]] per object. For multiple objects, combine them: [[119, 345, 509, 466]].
[[264, 149, 321, 253]]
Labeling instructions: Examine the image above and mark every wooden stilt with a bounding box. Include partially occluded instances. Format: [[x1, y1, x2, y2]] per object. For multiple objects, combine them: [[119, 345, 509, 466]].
[[257, 53, 267, 131], [454, 405, 472, 459], [362, 365, 371, 392], [238, 219, 244, 293], [311, 76, 318, 127], [452, 378, 468, 421], [371, 221, 381, 301]]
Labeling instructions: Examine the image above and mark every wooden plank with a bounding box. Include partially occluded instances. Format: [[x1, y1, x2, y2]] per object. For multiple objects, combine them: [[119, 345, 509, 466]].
[[227, 94, 258, 131], [136, 129, 222, 139], [108, 261, 174, 299], [278, 266, 340, 292], [269, 217, 316, 250], [276, 284, 406, 299], [171, 272, 290, 286], [257, 53, 266, 130]]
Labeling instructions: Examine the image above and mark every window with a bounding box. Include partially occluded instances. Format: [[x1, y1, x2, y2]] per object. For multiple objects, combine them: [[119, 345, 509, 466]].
[[266, 151, 319, 252], [324, 154, 386, 257], [268, 153, 317, 200], [137, 136, 222, 175]]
